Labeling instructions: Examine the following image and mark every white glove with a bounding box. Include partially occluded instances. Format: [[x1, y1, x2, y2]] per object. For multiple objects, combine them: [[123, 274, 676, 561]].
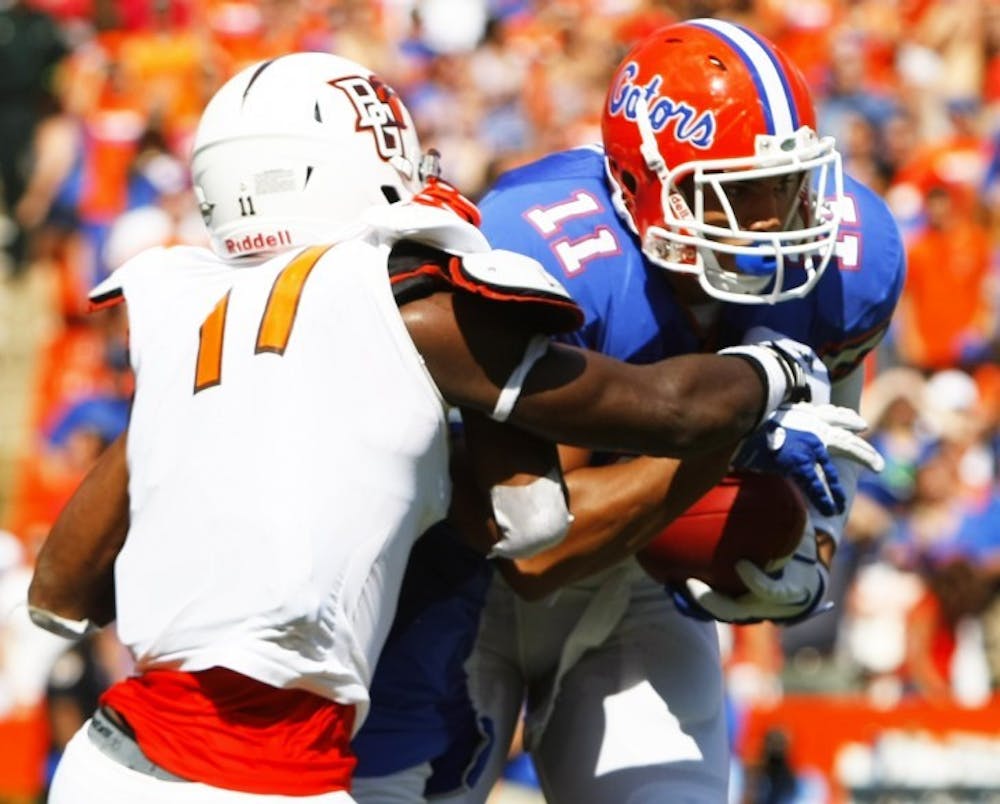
[[681, 526, 832, 625], [733, 402, 885, 516]]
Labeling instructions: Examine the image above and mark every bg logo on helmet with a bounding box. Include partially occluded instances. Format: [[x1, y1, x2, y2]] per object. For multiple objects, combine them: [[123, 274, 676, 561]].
[[331, 76, 409, 164]]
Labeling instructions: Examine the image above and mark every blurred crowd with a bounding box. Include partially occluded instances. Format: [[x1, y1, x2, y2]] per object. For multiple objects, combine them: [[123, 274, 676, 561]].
[[0, 0, 998, 801]]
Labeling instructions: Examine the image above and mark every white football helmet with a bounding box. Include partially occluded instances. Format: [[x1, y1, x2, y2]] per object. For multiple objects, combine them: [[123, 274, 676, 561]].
[[191, 53, 424, 260]]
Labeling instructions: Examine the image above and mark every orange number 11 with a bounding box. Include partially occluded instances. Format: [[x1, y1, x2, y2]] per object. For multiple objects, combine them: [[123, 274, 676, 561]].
[[193, 244, 331, 393]]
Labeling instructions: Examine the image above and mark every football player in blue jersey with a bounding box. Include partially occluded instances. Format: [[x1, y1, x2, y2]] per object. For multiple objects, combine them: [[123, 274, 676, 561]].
[[351, 19, 903, 804]]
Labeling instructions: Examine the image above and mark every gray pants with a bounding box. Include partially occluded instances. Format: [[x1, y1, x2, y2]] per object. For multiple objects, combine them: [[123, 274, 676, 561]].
[[87, 705, 186, 782]]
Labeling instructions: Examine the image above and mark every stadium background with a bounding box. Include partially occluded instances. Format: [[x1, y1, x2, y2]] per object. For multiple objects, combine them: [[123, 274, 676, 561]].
[[0, 0, 998, 801]]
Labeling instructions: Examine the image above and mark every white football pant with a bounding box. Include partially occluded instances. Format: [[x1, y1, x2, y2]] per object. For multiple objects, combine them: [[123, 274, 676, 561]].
[[49, 723, 358, 804]]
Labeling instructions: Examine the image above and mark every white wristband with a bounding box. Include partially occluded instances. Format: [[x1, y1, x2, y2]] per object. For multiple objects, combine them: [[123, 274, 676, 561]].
[[28, 605, 98, 641], [718, 344, 791, 425]]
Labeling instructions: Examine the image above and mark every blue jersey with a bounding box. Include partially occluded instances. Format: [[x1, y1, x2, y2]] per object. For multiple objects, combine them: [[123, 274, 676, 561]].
[[479, 146, 905, 380], [352, 522, 493, 791], [352, 147, 905, 793]]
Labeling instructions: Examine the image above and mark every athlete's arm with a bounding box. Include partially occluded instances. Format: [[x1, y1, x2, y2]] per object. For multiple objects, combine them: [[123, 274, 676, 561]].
[[404, 287, 766, 573], [402, 291, 767, 457], [497, 444, 736, 599], [453, 408, 571, 559], [28, 433, 128, 632], [493, 365, 867, 598]]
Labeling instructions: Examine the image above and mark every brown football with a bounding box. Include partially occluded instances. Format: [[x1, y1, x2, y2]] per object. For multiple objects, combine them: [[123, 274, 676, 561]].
[[637, 471, 806, 595]]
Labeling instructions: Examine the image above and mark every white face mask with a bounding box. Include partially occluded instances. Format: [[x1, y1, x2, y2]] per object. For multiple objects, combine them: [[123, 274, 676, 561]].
[[611, 93, 845, 306]]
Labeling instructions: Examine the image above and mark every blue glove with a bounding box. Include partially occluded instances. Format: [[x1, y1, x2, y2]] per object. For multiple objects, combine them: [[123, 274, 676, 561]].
[[733, 403, 884, 516]]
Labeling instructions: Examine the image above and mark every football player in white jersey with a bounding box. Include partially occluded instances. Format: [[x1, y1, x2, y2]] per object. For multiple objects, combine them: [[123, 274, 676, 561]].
[[28, 52, 865, 803]]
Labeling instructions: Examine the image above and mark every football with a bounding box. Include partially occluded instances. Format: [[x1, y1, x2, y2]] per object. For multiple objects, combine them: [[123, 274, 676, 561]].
[[636, 471, 806, 596]]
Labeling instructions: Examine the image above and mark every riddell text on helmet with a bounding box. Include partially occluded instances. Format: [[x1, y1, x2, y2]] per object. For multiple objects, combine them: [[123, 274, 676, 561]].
[[226, 230, 293, 254]]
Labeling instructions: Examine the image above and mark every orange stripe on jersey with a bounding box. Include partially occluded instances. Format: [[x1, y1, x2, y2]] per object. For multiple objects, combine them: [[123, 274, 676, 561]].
[[194, 290, 230, 393], [255, 245, 331, 355]]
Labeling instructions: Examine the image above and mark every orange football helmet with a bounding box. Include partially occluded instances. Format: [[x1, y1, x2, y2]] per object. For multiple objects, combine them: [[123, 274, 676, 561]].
[[601, 19, 844, 304]]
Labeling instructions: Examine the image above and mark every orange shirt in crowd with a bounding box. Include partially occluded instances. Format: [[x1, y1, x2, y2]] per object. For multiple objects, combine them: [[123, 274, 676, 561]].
[[899, 219, 992, 370], [200, 0, 332, 80], [77, 100, 146, 223], [758, 0, 842, 90], [58, 33, 148, 223], [117, 27, 210, 147], [904, 588, 956, 701], [893, 137, 990, 217], [0, 705, 49, 801], [28, 323, 126, 432], [4, 452, 90, 551]]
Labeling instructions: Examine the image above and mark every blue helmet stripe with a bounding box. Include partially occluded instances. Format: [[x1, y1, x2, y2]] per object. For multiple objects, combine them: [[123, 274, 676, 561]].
[[689, 18, 798, 136], [737, 24, 802, 131]]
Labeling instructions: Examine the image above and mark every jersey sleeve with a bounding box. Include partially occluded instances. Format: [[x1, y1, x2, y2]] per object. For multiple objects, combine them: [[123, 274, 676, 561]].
[[479, 185, 566, 280], [816, 176, 906, 380], [735, 175, 906, 381], [88, 247, 172, 311]]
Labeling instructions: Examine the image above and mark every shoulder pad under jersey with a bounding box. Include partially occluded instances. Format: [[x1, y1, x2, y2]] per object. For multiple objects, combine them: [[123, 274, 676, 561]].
[[362, 202, 490, 255], [387, 240, 584, 335]]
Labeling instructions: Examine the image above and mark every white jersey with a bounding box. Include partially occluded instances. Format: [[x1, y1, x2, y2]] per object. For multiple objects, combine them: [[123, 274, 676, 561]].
[[91, 237, 450, 724]]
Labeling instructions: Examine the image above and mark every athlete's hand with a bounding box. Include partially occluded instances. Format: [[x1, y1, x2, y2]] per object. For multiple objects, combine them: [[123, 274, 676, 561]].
[[732, 403, 884, 516], [675, 527, 831, 625]]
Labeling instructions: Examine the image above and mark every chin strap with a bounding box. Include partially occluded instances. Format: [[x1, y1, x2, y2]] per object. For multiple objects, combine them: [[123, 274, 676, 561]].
[[631, 95, 702, 269], [491, 335, 551, 422], [633, 95, 666, 175]]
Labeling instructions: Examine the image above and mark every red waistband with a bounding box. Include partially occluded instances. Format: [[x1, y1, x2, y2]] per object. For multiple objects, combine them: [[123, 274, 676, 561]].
[[101, 668, 355, 795]]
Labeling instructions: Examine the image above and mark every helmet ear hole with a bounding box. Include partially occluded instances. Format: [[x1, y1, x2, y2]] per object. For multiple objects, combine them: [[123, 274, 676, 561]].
[[381, 186, 402, 203], [621, 171, 638, 194]]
